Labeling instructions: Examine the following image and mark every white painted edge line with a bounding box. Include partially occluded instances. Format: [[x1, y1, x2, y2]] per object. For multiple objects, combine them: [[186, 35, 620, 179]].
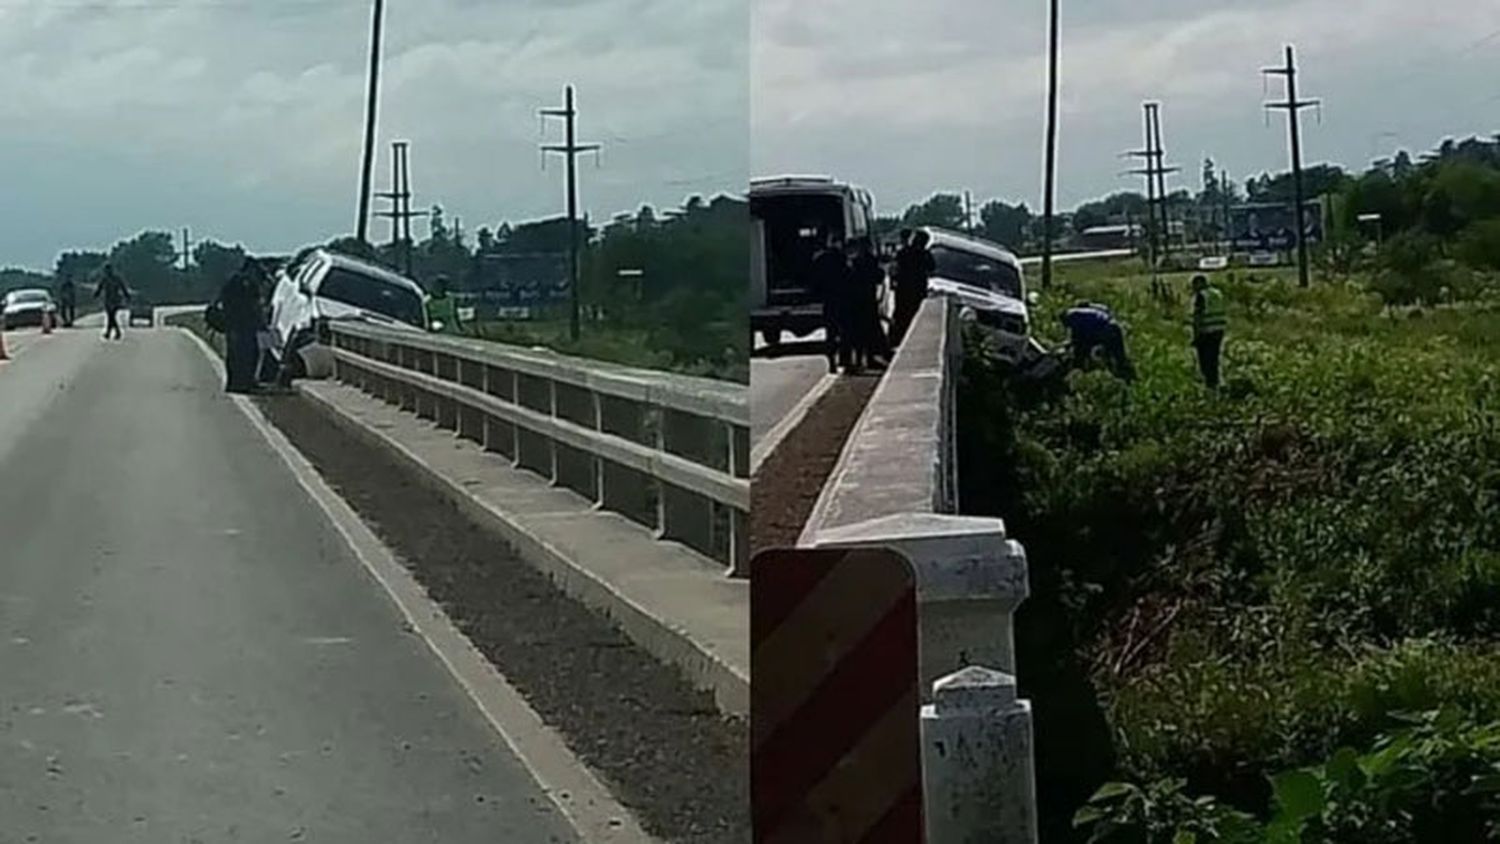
[[750, 371, 838, 476], [175, 327, 657, 844]]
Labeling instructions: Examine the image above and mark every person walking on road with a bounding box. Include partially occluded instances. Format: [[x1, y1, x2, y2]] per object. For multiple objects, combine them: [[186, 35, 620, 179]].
[[214, 258, 268, 395], [811, 233, 855, 374], [57, 275, 77, 328], [94, 264, 129, 340], [1190, 274, 1228, 390], [849, 238, 890, 370], [1059, 301, 1135, 382], [891, 228, 936, 347]]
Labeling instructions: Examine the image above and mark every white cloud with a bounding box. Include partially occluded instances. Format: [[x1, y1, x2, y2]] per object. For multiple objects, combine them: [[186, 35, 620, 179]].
[[754, 0, 1500, 214], [0, 0, 746, 268]]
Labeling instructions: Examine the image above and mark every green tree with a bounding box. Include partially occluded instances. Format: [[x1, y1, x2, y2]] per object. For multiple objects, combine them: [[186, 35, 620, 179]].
[[901, 193, 967, 230], [978, 199, 1031, 248]]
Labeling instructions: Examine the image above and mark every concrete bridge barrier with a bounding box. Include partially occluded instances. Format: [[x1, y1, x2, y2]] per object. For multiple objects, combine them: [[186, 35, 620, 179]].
[[325, 322, 750, 577], [799, 295, 1038, 843]]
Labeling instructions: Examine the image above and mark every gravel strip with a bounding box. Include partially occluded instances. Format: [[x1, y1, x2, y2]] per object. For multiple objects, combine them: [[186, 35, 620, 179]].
[[256, 392, 748, 843], [749, 375, 879, 552]]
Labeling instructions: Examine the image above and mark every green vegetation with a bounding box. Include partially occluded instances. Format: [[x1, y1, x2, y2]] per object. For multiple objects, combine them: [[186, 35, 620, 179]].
[[469, 313, 745, 384], [959, 259, 1500, 841]]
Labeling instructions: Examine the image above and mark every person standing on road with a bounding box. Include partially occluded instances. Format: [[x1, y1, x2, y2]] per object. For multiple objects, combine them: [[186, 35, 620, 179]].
[[57, 275, 77, 328], [811, 233, 855, 374], [1190, 274, 1228, 390], [215, 258, 267, 394], [1059, 302, 1135, 382], [427, 275, 460, 335], [849, 238, 890, 370], [94, 264, 129, 340], [891, 228, 936, 347]]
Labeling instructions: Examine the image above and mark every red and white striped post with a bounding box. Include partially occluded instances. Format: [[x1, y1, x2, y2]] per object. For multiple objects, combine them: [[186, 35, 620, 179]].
[[752, 546, 925, 842]]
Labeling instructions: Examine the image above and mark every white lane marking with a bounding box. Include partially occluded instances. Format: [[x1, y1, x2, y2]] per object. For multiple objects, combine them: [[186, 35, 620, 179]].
[[750, 371, 838, 476], [177, 328, 655, 844]]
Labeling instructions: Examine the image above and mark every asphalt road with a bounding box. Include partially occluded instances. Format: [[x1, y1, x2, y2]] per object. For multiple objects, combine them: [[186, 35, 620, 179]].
[[0, 326, 579, 842], [749, 332, 829, 451]]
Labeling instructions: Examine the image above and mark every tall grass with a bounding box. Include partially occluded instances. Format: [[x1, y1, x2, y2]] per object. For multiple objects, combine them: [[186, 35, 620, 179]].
[[962, 262, 1500, 837]]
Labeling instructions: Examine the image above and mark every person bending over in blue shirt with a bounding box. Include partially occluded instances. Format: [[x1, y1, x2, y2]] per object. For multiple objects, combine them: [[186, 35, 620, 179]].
[[1058, 302, 1135, 382]]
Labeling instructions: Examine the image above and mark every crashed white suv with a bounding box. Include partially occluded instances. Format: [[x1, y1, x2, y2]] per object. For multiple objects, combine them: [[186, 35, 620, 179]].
[[269, 249, 432, 380], [916, 227, 1034, 360]]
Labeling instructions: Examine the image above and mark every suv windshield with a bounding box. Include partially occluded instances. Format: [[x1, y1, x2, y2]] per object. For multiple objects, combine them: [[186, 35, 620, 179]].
[[317, 268, 425, 328], [930, 245, 1023, 299]]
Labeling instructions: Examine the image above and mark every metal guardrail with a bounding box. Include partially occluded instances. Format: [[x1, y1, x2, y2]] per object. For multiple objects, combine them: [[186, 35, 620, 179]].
[[795, 294, 1040, 841], [325, 322, 750, 575]]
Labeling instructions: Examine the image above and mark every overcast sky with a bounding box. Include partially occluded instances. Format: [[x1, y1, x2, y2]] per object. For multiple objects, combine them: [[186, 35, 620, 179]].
[[0, 0, 747, 270], [753, 0, 1500, 218]]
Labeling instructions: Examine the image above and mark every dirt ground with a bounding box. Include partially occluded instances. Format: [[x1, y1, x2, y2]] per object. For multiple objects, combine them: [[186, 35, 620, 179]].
[[749, 375, 879, 553], [255, 391, 748, 843]]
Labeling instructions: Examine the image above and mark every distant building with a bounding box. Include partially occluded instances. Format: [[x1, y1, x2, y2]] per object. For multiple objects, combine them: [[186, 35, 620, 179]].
[[1077, 224, 1143, 250]]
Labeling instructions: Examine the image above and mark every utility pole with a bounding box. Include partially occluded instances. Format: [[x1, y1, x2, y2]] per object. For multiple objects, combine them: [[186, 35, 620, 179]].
[[1040, 0, 1060, 289], [1263, 44, 1321, 287], [376, 140, 420, 278], [1221, 170, 1233, 254], [355, 0, 386, 244], [178, 227, 194, 273], [1123, 103, 1179, 274], [541, 85, 601, 342], [1148, 103, 1178, 257]]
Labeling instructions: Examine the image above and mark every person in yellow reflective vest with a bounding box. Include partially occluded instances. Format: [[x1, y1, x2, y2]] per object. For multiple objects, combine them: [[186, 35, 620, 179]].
[[426, 275, 460, 334], [1190, 274, 1228, 389]]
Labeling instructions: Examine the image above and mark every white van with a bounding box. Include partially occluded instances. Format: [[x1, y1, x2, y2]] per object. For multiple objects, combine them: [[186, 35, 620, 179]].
[[750, 176, 882, 347]]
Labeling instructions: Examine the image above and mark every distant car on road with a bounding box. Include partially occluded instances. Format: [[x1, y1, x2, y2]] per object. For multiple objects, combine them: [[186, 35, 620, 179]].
[[269, 249, 433, 381], [127, 291, 154, 327], [2, 288, 59, 331], [909, 227, 1036, 362]]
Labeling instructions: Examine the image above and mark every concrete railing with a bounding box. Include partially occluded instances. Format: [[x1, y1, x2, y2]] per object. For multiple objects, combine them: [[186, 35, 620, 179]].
[[324, 321, 750, 576], [799, 295, 1039, 842]]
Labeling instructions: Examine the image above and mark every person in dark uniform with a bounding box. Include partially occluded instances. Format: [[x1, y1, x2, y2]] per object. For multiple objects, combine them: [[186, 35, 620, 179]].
[[849, 238, 890, 370], [811, 233, 854, 374], [57, 275, 77, 328], [1059, 302, 1135, 382], [891, 228, 936, 347], [94, 264, 129, 340], [215, 259, 267, 394]]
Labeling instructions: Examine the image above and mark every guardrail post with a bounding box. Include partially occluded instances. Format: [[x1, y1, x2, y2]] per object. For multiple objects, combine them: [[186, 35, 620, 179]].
[[591, 388, 604, 506], [726, 419, 748, 577], [921, 666, 1038, 844], [810, 513, 1027, 702], [547, 376, 560, 483]]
